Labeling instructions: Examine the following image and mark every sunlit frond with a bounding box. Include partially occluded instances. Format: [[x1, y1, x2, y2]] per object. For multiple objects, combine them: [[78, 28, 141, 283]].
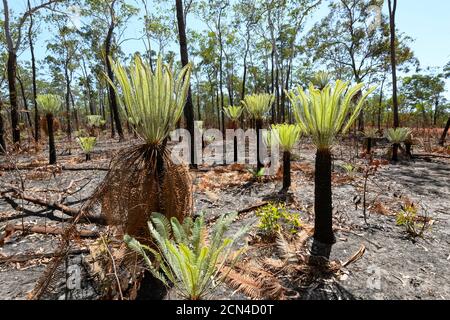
[[241, 94, 275, 120], [224, 105, 244, 121], [271, 124, 302, 152], [37, 94, 63, 116]]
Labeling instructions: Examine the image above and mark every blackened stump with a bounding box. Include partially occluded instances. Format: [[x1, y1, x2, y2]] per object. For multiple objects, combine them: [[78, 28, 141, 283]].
[[282, 151, 291, 191], [47, 114, 56, 165]]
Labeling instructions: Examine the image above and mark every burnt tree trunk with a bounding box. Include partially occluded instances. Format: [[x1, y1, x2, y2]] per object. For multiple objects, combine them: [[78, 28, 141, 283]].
[[392, 143, 399, 162], [439, 116, 450, 146], [28, 0, 39, 142], [105, 21, 124, 140], [0, 99, 6, 153], [282, 151, 291, 191], [311, 148, 335, 259], [175, 0, 197, 168], [7, 52, 20, 145], [46, 114, 56, 165], [256, 118, 263, 172], [388, 0, 399, 129]]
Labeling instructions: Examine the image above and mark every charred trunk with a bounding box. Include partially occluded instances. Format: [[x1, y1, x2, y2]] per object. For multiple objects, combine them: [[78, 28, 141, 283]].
[[311, 148, 335, 259], [256, 118, 263, 172], [7, 52, 20, 144], [439, 116, 450, 146], [282, 151, 291, 191], [47, 114, 56, 165]]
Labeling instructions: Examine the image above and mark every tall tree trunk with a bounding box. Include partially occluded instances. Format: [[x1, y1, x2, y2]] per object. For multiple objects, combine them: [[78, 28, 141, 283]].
[[388, 0, 399, 128], [28, 0, 39, 142], [311, 148, 335, 259], [64, 64, 72, 140], [16, 74, 32, 128], [241, 31, 250, 101], [105, 22, 124, 140], [439, 116, 450, 146], [378, 76, 385, 131], [7, 52, 20, 144], [175, 0, 196, 168], [47, 113, 56, 164], [0, 99, 6, 153]]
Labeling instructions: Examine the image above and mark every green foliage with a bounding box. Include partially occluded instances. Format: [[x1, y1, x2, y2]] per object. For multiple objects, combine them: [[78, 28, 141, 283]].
[[124, 212, 247, 300], [396, 204, 430, 238], [386, 128, 411, 144], [246, 167, 265, 180], [287, 80, 376, 150], [223, 105, 244, 121], [271, 124, 302, 152], [109, 55, 191, 146], [255, 203, 302, 237], [36, 94, 63, 116], [77, 137, 97, 154], [87, 115, 105, 127], [341, 163, 357, 176], [242, 94, 275, 120], [311, 71, 333, 90]]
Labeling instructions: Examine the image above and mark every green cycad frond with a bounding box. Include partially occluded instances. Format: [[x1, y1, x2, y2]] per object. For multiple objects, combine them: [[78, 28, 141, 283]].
[[312, 71, 333, 90], [242, 94, 275, 120], [125, 212, 247, 300], [87, 115, 104, 127], [271, 124, 302, 152], [108, 55, 192, 146], [77, 137, 97, 154], [386, 128, 411, 144], [224, 105, 244, 121], [287, 80, 376, 150], [37, 94, 62, 116]]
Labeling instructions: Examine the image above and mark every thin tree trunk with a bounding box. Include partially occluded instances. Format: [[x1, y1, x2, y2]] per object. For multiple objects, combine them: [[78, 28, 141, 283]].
[[16, 74, 32, 128], [439, 116, 450, 146], [28, 0, 39, 142], [47, 114, 56, 164], [0, 99, 6, 153], [388, 0, 399, 128], [175, 0, 196, 168], [105, 17, 124, 140], [7, 52, 20, 144], [311, 148, 335, 258]]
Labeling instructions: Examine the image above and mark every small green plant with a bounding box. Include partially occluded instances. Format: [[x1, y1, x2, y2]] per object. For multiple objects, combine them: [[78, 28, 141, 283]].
[[124, 212, 247, 300], [255, 203, 302, 237], [341, 163, 357, 177], [223, 105, 244, 121], [77, 136, 97, 161], [386, 128, 411, 161], [247, 167, 265, 181], [396, 203, 430, 238]]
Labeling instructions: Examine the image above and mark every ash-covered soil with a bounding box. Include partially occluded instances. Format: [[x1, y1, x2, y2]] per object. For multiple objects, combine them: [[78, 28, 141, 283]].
[[0, 135, 449, 300]]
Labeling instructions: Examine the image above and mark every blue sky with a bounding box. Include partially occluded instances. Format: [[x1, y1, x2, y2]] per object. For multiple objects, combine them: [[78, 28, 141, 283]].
[[4, 0, 450, 97]]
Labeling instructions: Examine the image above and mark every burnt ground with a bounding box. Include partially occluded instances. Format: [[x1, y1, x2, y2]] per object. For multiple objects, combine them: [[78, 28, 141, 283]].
[[0, 134, 449, 300]]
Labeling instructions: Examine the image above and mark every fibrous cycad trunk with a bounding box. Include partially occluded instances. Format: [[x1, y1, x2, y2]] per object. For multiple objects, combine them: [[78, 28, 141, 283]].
[[93, 145, 192, 243], [282, 151, 291, 191], [311, 148, 335, 259]]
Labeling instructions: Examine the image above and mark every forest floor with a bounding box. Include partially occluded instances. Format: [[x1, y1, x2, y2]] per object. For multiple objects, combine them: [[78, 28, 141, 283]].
[[0, 134, 449, 300]]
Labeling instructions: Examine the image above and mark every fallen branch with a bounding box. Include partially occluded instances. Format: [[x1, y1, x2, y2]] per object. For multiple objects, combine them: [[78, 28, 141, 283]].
[[413, 153, 450, 159], [0, 248, 90, 264], [0, 223, 99, 242], [61, 165, 110, 171], [206, 201, 269, 225]]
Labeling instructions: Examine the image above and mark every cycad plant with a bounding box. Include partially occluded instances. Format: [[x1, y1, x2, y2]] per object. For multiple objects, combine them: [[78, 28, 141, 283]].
[[311, 71, 333, 90], [94, 55, 193, 242], [386, 128, 410, 162], [125, 212, 246, 300], [37, 94, 62, 164], [242, 94, 275, 171], [271, 124, 302, 191], [77, 137, 97, 161], [363, 128, 378, 154], [287, 80, 375, 258], [224, 105, 244, 163]]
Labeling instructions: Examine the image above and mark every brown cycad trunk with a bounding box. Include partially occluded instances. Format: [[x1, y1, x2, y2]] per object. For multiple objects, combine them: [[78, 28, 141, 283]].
[[282, 151, 291, 191], [47, 114, 56, 165], [311, 148, 335, 259], [175, 0, 197, 168], [392, 143, 399, 162]]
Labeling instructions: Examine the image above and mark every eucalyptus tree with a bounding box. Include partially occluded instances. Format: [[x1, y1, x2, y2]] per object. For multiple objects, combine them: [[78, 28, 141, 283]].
[[176, 0, 198, 168], [82, 0, 138, 140], [1, 0, 63, 146], [287, 81, 375, 258], [242, 94, 275, 172], [401, 73, 446, 127], [37, 94, 62, 164], [307, 0, 390, 131]]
